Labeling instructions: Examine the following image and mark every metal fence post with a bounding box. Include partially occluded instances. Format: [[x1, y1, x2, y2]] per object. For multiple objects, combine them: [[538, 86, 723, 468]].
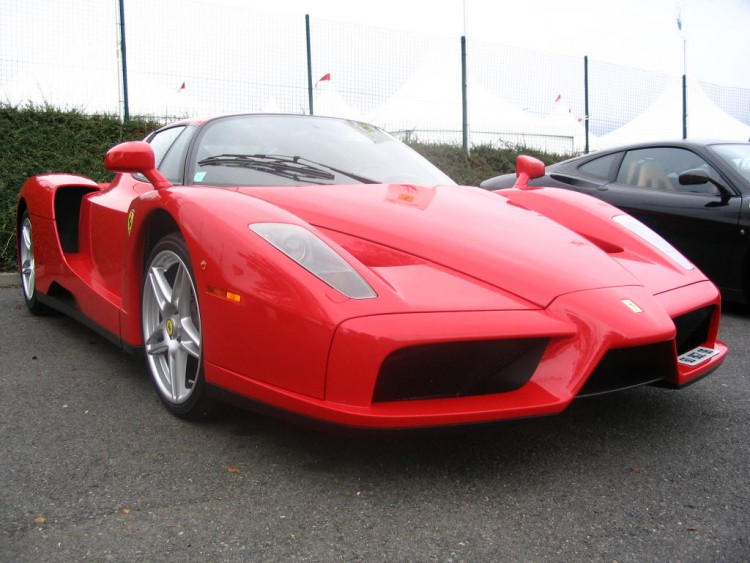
[[461, 36, 468, 154], [306, 15, 314, 115], [682, 74, 687, 139], [584, 55, 589, 154], [118, 0, 129, 121]]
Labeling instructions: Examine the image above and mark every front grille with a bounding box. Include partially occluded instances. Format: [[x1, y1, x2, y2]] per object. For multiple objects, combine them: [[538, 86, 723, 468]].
[[373, 338, 548, 402], [673, 305, 714, 355], [577, 341, 677, 398], [577, 305, 716, 398]]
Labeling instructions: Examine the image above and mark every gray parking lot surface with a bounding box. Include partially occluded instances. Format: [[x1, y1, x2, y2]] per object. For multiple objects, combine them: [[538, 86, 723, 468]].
[[1, 274, 749, 562]]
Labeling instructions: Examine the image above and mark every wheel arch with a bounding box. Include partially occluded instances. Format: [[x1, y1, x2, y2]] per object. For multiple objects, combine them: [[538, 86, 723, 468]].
[[19, 174, 100, 220], [497, 185, 631, 248], [119, 186, 320, 347], [496, 185, 705, 275], [17, 175, 102, 263], [741, 246, 750, 303], [121, 206, 183, 347], [142, 208, 182, 267], [16, 198, 28, 266]]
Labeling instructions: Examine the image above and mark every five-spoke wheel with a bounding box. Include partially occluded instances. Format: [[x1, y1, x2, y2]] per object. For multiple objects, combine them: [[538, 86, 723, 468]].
[[19, 210, 50, 315], [142, 233, 210, 418]]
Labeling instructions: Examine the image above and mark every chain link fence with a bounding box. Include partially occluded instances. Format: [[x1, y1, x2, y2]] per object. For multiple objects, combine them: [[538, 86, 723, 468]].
[[2, 0, 749, 153]]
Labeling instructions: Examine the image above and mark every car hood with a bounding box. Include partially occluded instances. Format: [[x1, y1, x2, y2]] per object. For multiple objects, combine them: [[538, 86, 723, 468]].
[[237, 183, 641, 307]]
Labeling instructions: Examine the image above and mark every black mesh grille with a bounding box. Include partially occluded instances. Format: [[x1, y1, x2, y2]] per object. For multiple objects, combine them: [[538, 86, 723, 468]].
[[373, 338, 548, 402], [673, 305, 714, 355], [577, 341, 677, 398]]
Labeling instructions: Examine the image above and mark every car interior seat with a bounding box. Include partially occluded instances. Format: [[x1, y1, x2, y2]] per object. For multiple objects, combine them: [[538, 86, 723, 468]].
[[636, 159, 673, 190]]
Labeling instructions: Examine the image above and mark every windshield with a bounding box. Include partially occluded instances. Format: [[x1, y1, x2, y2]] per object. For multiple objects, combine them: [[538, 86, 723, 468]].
[[188, 114, 455, 187], [709, 143, 750, 187]]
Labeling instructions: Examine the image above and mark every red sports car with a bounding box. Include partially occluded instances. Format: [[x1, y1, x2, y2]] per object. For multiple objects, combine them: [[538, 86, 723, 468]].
[[17, 114, 727, 428]]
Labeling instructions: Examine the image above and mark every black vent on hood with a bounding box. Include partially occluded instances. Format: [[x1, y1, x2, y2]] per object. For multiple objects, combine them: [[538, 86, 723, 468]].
[[373, 338, 548, 402]]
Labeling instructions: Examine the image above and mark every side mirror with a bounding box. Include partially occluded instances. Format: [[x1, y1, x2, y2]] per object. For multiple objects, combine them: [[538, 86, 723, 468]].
[[105, 141, 172, 189], [513, 155, 546, 189], [678, 168, 710, 186], [678, 167, 732, 197]]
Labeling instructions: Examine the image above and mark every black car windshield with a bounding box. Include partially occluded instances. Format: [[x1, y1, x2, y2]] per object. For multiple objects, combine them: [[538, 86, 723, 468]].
[[709, 143, 750, 187], [189, 114, 455, 187]]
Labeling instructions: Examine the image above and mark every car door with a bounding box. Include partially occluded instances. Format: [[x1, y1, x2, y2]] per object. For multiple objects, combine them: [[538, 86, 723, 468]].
[[86, 125, 193, 297], [587, 146, 742, 287]]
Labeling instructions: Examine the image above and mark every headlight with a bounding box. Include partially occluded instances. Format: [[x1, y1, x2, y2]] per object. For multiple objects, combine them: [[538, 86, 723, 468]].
[[613, 214, 694, 270], [249, 223, 377, 299]]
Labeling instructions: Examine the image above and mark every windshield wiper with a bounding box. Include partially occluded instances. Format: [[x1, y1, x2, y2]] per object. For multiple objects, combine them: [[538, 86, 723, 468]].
[[289, 155, 379, 184], [197, 154, 333, 183], [197, 154, 378, 184]]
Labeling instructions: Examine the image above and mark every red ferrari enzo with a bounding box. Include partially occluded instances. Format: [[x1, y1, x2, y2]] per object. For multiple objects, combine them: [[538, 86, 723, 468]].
[[17, 114, 727, 428]]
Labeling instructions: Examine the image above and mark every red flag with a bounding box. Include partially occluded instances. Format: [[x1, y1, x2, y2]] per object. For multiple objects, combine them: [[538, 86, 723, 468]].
[[177, 82, 186, 92], [554, 94, 562, 103], [319, 73, 331, 82]]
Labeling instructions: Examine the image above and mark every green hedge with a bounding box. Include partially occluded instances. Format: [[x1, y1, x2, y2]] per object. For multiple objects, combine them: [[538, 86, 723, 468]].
[[0, 104, 570, 271], [0, 104, 161, 271], [408, 142, 564, 187]]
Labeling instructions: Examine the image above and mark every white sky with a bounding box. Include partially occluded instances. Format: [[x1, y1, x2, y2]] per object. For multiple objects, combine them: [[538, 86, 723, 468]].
[[256, 0, 750, 88], [2, 0, 747, 143]]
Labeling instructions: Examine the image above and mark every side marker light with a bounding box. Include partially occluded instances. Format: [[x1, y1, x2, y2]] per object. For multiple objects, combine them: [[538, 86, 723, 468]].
[[207, 285, 242, 303]]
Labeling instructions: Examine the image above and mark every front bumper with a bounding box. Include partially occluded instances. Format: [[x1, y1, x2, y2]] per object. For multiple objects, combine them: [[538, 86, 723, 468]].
[[207, 281, 726, 429]]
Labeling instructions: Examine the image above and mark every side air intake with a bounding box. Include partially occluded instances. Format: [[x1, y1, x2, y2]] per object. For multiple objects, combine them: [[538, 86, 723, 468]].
[[373, 338, 548, 402]]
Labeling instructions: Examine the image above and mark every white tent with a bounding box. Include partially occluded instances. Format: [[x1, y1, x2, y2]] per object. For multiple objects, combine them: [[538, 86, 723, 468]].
[[260, 97, 281, 113], [1, 64, 120, 114], [368, 65, 576, 152], [543, 95, 599, 153], [600, 78, 750, 148], [1, 64, 208, 119], [312, 79, 364, 122], [128, 78, 208, 119]]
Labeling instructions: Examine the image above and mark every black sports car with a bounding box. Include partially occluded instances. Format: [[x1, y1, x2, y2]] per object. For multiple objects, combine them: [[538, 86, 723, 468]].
[[482, 140, 750, 304]]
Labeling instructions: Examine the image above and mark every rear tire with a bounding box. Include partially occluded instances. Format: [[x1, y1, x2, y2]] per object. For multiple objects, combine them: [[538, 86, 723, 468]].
[[18, 210, 51, 315], [141, 233, 212, 419]]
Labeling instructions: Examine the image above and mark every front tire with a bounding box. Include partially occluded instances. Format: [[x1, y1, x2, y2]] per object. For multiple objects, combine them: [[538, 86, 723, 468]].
[[18, 210, 51, 315], [142, 233, 211, 419]]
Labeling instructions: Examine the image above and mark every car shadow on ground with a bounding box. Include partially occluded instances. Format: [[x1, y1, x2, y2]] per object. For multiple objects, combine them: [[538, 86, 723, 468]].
[[197, 379, 713, 484], [722, 301, 750, 317]]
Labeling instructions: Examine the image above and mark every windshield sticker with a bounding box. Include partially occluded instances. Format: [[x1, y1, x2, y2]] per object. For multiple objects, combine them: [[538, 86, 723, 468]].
[[194, 171, 207, 182], [345, 119, 389, 143], [385, 184, 436, 210]]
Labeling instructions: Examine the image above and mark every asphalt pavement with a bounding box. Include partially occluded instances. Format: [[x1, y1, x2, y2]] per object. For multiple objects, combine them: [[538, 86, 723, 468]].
[[1, 272, 748, 562]]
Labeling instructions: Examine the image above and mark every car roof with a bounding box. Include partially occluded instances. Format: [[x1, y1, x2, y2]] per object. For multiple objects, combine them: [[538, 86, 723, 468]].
[[590, 138, 747, 155], [552, 139, 749, 166], [160, 113, 368, 128]]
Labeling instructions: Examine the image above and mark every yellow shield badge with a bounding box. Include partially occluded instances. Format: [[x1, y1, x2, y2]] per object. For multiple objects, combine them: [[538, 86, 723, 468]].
[[127, 209, 135, 236]]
